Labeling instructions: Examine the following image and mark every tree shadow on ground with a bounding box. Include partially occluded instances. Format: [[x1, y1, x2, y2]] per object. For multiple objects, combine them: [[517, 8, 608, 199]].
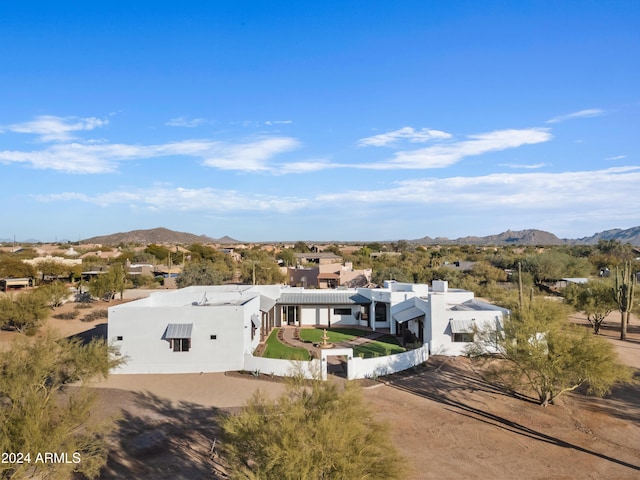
[[387, 356, 535, 403], [570, 370, 640, 425], [384, 357, 640, 473], [98, 390, 232, 480]]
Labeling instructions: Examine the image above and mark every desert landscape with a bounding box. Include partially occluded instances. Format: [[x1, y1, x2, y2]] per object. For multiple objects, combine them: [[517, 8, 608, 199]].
[[2, 294, 638, 480]]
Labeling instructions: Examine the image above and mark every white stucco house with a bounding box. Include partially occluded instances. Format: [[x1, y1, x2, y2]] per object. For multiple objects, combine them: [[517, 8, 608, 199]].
[[108, 280, 508, 374]]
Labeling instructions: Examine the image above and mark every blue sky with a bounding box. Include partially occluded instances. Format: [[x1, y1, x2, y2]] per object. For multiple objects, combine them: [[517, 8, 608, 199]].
[[1, 1, 638, 242]]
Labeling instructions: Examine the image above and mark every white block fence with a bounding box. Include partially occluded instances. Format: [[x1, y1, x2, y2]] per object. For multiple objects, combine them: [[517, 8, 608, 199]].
[[243, 344, 429, 381]]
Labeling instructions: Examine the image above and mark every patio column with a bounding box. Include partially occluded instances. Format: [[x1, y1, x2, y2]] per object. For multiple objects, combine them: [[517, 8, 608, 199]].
[[370, 301, 376, 332]]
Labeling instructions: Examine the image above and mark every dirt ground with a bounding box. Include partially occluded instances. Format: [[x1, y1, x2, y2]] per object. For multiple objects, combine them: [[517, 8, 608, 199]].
[[2, 294, 639, 479]]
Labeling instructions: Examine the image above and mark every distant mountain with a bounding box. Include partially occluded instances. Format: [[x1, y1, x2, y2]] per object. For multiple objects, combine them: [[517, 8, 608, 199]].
[[11, 225, 640, 247], [80, 227, 239, 245], [413, 227, 640, 246], [569, 226, 640, 246], [457, 229, 564, 245]]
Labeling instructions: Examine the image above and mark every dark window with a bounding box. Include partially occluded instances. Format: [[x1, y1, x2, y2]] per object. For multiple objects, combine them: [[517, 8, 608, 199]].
[[171, 338, 191, 352], [116, 336, 123, 341], [210, 335, 217, 340], [334, 308, 351, 315], [452, 332, 474, 343]]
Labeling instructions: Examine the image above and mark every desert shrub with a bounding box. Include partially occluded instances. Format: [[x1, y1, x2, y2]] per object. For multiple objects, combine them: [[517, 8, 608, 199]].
[[53, 310, 80, 320], [74, 302, 94, 310], [81, 310, 108, 322]]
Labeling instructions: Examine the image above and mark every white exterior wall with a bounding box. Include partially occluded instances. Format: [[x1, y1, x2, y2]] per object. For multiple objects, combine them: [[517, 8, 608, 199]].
[[330, 306, 358, 326], [299, 306, 317, 326], [427, 293, 508, 356], [426, 293, 448, 354], [441, 309, 504, 356], [109, 295, 260, 374], [297, 305, 359, 327]]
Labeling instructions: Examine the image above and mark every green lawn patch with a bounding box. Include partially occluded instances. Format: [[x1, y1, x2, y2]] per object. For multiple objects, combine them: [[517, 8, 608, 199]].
[[263, 329, 310, 360], [298, 328, 406, 359], [299, 327, 366, 344], [353, 337, 406, 358]]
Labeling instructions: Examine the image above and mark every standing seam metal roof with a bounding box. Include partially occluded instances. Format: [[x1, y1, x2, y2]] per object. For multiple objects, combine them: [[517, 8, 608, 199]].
[[164, 323, 193, 339], [278, 291, 371, 305]]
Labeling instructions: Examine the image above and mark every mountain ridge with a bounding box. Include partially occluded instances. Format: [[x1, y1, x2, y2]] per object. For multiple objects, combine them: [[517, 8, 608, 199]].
[[80, 227, 238, 245], [4, 226, 640, 246], [413, 226, 640, 246]]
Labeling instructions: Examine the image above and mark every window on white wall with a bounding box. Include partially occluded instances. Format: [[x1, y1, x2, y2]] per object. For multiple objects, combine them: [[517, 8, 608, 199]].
[[452, 332, 474, 343], [165, 323, 193, 352], [333, 308, 351, 315], [450, 319, 474, 343], [171, 338, 191, 352]]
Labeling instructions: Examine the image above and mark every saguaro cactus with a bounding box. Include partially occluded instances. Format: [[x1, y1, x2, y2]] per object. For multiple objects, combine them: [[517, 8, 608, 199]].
[[612, 262, 636, 341]]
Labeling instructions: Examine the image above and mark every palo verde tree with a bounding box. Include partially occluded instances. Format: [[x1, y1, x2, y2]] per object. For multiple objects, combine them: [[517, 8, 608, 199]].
[[0, 333, 123, 479], [563, 279, 617, 334], [176, 259, 227, 287], [467, 294, 631, 407], [612, 261, 636, 341], [38, 280, 71, 308], [222, 378, 407, 480], [0, 258, 36, 280], [88, 263, 126, 301], [0, 289, 49, 335]]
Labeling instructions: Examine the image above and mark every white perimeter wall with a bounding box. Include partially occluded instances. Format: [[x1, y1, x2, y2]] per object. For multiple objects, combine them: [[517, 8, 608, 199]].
[[243, 355, 322, 379], [348, 345, 429, 380], [243, 345, 429, 382]]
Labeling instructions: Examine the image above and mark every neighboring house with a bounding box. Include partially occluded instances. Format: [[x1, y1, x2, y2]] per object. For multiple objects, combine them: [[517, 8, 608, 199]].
[[22, 255, 83, 268], [546, 278, 589, 290], [0, 277, 33, 292], [286, 262, 372, 289], [294, 252, 342, 264], [318, 262, 372, 289], [108, 280, 508, 374], [441, 260, 476, 272], [287, 266, 319, 288], [220, 248, 242, 261], [125, 261, 155, 276]]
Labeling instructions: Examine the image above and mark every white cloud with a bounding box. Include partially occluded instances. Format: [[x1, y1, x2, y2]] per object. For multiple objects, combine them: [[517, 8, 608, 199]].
[[605, 155, 626, 161], [275, 159, 342, 174], [546, 109, 605, 124], [500, 162, 548, 169], [265, 120, 293, 125], [317, 167, 640, 211], [201, 137, 301, 171], [165, 117, 206, 128], [3, 115, 108, 142], [34, 186, 309, 213], [363, 128, 552, 169], [358, 127, 452, 147], [0, 137, 302, 174]]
